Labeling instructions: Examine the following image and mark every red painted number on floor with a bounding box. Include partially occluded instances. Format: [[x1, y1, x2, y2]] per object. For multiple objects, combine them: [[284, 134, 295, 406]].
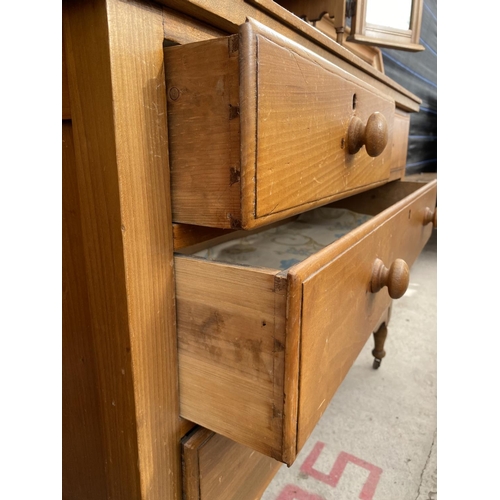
[[300, 442, 383, 500]]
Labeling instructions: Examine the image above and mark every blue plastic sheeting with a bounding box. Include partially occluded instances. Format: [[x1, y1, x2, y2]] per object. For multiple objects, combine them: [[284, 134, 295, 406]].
[[382, 0, 437, 173]]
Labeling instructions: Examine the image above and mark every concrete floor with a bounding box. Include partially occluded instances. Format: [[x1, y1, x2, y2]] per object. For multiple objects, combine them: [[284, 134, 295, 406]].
[[262, 231, 437, 500]]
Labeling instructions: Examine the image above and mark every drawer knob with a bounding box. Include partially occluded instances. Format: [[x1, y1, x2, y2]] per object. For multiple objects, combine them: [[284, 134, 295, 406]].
[[347, 112, 388, 157], [371, 258, 409, 299], [423, 207, 437, 228]]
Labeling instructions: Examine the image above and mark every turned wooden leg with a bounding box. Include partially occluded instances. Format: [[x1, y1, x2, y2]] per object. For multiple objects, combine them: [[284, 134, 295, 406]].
[[372, 322, 388, 369]]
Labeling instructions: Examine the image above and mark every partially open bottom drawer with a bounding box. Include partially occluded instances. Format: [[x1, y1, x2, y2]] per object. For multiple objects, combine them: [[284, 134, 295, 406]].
[[182, 427, 281, 500], [174, 180, 437, 465]]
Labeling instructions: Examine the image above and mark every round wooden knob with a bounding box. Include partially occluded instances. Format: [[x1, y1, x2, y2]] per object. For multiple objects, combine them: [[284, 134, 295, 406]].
[[371, 258, 410, 299], [347, 112, 388, 157], [423, 207, 437, 228]]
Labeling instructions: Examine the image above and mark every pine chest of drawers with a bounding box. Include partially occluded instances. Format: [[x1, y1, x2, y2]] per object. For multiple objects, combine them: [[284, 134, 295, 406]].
[[62, 1, 434, 499]]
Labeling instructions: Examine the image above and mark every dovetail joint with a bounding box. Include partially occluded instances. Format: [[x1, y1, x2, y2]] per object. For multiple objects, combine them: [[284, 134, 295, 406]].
[[229, 105, 240, 120], [228, 35, 239, 54], [229, 167, 240, 186]]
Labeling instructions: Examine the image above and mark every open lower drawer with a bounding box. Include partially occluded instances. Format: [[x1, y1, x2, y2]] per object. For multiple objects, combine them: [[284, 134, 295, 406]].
[[174, 179, 437, 465], [182, 427, 281, 500]]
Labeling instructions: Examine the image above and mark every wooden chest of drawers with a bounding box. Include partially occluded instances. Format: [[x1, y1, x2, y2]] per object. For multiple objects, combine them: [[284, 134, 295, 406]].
[[62, 1, 435, 499]]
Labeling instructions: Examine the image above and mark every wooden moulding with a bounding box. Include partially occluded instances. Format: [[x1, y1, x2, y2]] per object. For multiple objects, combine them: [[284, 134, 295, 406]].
[[175, 180, 437, 465], [165, 18, 398, 230]]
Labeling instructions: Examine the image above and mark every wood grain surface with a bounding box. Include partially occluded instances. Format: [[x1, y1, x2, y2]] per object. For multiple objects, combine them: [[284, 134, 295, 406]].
[[63, 120, 108, 499], [63, 1, 183, 498], [182, 428, 282, 500], [292, 181, 437, 451], [390, 109, 411, 179], [62, 38, 71, 120], [166, 19, 400, 229], [175, 257, 287, 460], [158, 0, 421, 111], [174, 180, 436, 464], [248, 26, 394, 219], [164, 35, 241, 228]]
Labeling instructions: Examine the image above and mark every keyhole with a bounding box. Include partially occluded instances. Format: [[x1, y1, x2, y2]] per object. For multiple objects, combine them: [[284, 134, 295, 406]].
[[352, 94, 357, 110]]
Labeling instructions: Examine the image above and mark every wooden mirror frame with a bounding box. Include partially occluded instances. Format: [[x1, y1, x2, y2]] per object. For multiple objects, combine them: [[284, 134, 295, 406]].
[[347, 0, 425, 51]]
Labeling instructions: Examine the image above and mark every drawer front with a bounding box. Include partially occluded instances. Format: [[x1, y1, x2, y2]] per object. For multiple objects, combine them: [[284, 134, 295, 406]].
[[290, 181, 437, 452], [244, 22, 395, 222], [165, 19, 401, 230], [182, 427, 281, 500], [175, 180, 437, 465], [390, 109, 411, 180]]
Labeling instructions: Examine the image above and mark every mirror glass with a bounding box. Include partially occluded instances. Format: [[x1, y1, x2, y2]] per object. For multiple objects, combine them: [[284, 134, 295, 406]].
[[366, 0, 412, 30]]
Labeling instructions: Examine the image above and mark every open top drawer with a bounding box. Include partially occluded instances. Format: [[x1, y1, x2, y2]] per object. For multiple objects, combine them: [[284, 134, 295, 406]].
[[174, 179, 437, 465], [164, 18, 401, 230]]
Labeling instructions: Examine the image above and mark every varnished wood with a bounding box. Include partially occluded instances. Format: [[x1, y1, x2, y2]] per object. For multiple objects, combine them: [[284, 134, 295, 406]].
[[166, 19, 397, 229], [371, 258, 410, 299], [175, 215, 299, 253], [347, 112, 388, 157], [162, 4, 227, 43], [157, 0, 421, 113], [175, 258, 287, 460], [182, 428, 282, 500], [63, 121, 108, 499], [390, 109, 411, 179], [404, 172, 437, 183], [175, 180, 437, 464], [182, 428, 213, 499], [424, 207, 438, 228], [290, 181, 436, 452], [275, 0, 337, 22], [63, 1, 182, 498], [173, 224, 235, 251], [372, 322, 388, 369], [246, 20, 393, 225], [62, 37, 71, 120], [63, 0, 433, 494], [164, 34, 241, 228], [328, 180, 426, 215], [244, 0, 419, 109]]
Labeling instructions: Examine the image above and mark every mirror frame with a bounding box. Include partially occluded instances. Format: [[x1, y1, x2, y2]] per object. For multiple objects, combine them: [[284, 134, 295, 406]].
[[347, 0, 424, 51]]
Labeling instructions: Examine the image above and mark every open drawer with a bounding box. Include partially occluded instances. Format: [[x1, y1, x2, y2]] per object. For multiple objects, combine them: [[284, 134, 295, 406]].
[[174, 179, 437, 465], [164, 18, 402, 230], [182, 426, 281, 500]]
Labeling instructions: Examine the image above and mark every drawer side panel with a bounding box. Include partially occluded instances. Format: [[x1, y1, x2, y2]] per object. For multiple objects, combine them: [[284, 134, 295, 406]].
[[165, 36, 241, 228], [175, 257, 287, 459]]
